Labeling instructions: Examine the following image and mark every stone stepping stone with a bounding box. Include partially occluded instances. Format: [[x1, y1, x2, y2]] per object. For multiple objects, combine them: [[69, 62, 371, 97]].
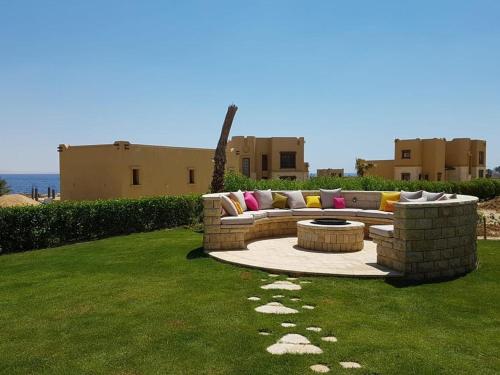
[[290, 297, 301, 302], [339, 362, 362, 369], [273, 295, 285, 299], [306, 326, 322, 332], [268, 274, 280, 278], [247, 296, 261, 301], [321, 336, 337, 343], [302, 305, 316, 310], [261, 278, 268, 282], [261, 281, 302, 291], [300, 281, 312, 284], [287, 277, 298, 281], [266, 334, 322, 355], [255, 302, 299, 314], [258, 330, 271, 336], [310, 364, 330, 373], [281, 322, 296, 328]]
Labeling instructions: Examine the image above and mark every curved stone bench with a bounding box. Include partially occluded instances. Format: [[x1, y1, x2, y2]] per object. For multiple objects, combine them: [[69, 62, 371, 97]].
[[203, 190, 393, 251], [202, 190, 479, 281]]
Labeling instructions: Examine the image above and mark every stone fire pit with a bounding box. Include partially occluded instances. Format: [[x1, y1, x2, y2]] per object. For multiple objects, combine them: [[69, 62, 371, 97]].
[[297, 219, 365, 252]]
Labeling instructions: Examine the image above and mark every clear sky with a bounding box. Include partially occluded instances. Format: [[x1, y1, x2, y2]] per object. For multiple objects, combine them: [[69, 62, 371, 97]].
[[1, 0, 499, 173]]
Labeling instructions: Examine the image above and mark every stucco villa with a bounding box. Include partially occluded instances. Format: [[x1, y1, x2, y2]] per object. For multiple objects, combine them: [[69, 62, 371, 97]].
[[58, 136, 309, 201], [364, 138, 486, 182]]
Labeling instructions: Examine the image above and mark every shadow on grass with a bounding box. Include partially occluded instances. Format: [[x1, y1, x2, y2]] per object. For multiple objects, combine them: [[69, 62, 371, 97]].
[[385, 273, 468, 288], [186, 247, 209, 260]]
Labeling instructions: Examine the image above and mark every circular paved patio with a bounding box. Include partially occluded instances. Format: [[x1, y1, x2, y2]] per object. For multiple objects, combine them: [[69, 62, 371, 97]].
[[206, 237, 402, 278]]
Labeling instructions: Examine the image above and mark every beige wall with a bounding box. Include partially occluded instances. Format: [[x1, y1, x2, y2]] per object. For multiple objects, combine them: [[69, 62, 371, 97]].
[[317, 168, 344, 177], [59, 141, 215, 200], [365, 160, 395, 179], [362, 137, 486, 182]]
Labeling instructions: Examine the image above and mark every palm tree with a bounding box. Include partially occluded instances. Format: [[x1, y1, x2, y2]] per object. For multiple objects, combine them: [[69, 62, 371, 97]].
[[355, 158, 376, 177], [0, 177, 10, 196], [211, 104, 238, 193]]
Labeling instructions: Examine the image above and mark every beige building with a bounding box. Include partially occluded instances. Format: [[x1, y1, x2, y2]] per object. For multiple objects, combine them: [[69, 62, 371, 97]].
[[226, 136, 309, 181], [58, 136, 308, 200], [316, 168, 344, 177], [364, 138, 486, 181]]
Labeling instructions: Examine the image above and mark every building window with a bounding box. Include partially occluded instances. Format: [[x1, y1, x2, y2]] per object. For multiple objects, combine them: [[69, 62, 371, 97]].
[[188, 169, 195, 184], [479, 151, 485, 165], [479, 169, 484, 178], [280, 152, 296, 169], [242, 158, 250, 177], [437, 172, 442, 181], [401, 150, 411, 159], [261, 154, 268, 171], [279, 176, 297, 181], [401, 173, 411, 181], [132, 168, 140, 185], [424, 174, 429, 180]]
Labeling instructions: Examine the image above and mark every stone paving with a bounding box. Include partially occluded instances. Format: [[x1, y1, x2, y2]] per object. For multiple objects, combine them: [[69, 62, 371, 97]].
[[249, 274, 363, 372], [209, 237, 401, 277]]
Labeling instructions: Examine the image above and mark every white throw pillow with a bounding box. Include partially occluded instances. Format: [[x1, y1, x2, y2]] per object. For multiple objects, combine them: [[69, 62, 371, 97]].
[[221, 195, 239, 216], [229, 190, 247, 211], [319, 188, 342, 209], [254, 189, 274, 209], [284, 191, 307, 209]]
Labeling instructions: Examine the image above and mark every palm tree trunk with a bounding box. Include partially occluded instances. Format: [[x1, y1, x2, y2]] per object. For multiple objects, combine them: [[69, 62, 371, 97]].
[[211, 104, 238, 193]]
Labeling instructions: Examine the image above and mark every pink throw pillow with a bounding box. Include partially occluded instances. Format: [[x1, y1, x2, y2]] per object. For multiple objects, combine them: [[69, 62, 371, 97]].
[[244, 191, 259, 211], [333, 197, 346, 209]]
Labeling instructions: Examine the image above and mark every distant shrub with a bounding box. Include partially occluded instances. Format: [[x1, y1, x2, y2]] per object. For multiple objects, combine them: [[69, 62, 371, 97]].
[[0, 195, 202, 254], [224, 172, 500, 200]]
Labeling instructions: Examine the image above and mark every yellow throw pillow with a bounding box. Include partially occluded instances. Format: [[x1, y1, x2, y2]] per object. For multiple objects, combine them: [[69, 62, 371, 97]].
[[231, 198, 244, 214], [379, 192, 401, 211], [306, 195, 321, 208], [272, 193, 288, 209]]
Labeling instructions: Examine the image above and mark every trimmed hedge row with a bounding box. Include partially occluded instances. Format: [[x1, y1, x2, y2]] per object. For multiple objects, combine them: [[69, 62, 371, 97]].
[[0, 195, 203, 254], [224, 172, 500, 200]]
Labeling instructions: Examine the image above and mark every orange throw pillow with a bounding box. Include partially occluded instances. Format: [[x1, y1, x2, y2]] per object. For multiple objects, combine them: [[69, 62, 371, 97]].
[[385, 200, 398, 212]]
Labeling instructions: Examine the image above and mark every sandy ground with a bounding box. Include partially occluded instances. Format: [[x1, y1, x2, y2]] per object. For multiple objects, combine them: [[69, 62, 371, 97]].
[[0, 194, 41, 208], [478, 197, 500, 238]]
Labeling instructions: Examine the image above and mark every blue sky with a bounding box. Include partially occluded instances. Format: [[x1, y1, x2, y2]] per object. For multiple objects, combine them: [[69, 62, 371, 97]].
[[1, 0, 499, 173]]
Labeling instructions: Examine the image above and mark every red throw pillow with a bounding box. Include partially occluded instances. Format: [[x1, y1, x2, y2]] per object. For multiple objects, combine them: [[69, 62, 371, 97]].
[[244, 191, 259, 211], [333, 197, 346, 209]]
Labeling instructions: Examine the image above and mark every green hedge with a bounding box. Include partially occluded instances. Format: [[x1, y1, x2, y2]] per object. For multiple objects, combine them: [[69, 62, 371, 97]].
[[0, 195, 202, 254], [224, 172, 500, 200]]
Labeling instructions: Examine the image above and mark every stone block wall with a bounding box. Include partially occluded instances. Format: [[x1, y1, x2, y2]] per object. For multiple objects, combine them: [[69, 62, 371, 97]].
[[373, 197, 479, 280]]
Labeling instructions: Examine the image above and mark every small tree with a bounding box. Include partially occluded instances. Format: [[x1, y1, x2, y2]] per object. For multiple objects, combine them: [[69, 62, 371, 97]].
[[494, 166, 500, 173], [355, 158, 376, 177], [0, 177, 10, 196]]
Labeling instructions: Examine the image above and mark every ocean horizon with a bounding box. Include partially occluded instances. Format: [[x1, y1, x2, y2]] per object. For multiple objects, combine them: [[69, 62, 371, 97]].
[[0, 174, 60, 194]]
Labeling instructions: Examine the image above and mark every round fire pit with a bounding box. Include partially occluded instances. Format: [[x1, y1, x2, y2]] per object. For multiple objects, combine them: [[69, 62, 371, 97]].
[[297, 219, 365, 252]]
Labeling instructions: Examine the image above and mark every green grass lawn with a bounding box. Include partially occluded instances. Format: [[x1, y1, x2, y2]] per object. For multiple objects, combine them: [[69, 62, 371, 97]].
[[0, 229, 499, 375]]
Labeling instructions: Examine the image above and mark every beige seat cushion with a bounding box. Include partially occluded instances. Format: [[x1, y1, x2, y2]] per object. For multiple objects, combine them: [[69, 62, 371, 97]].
[[357, 210, 394, 219], [247, 210, 268, 220], [221, 214, 254, 225], [369, 224, 394, 237], [264, 209, 293, 217], [323, 208, 362, 217], [291, 208, 324, 216]]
